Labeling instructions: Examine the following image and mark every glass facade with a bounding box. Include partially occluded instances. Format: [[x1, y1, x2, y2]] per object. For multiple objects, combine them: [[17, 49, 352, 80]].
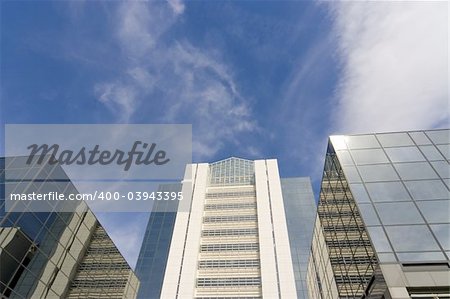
[[209, 157, 255, 186], [312, 148, 383, 298], [281, 177, 317, 299], [135, 184, 180, 299], [340, 130, 449, 265], [308, 129, 450, 299], [0, 157, 139, 298]]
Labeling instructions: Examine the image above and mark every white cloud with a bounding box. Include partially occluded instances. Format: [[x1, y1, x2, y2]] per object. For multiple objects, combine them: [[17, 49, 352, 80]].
[[94, 1, 257, 160], [90, 1, 259, 268], [127, 67, 156, 90], [116, 2, 164, 58], [167, 0, 185, 15], [94, 82, 137, 123], [330, 1, 448, 134]]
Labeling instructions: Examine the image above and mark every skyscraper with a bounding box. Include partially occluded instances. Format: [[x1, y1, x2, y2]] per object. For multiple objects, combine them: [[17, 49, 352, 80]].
[[281, 177, 317, 298], [0, 156, 140, 298], [135, 157, 316, 299], [135, 184, 181, 299], [307, 129, 450, 299]]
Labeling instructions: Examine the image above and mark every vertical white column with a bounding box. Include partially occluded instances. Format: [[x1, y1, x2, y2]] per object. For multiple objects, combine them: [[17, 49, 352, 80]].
[[266, 159, 297, 298], [161, 164, 197, 299], [177, 163, 209, 298], [254, 160, 279, 298]]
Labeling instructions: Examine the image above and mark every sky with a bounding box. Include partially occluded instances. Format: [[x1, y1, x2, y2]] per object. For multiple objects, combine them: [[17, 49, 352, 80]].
[[1, 0, 448, 268]]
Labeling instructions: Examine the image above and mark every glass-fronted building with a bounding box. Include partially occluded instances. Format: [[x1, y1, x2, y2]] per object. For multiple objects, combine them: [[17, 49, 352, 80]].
[[281, 177, 317, 299], [307, 129, 450, 299], [136, 157, 317, 298], [0, 156, 140, 298], [135, 184, 180, 299]]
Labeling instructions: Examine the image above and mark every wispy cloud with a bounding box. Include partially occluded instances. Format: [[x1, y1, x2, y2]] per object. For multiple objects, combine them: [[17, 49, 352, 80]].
[[329, 1, 448, 133], [94, 82, 137, 123], [88, 0, 259, 267], [272, 18, 337, 188], [94, 1, 257, 160], [167, 0, 185, 15]]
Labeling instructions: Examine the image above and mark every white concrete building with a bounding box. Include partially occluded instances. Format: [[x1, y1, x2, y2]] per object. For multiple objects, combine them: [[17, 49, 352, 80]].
[[160, 157, 301, 299]]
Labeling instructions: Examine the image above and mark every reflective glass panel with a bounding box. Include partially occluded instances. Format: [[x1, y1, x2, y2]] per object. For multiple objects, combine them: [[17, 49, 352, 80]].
[[357, 164, 399, 182], [358, 203, 380, 226], [336, 150, 354, 166], [346, 135, 380, 149], [385, 225, 440, 252], [444, 179, 450, 189], [431, 161, 450, 179], [342, 166, 362, 183], [349, 184, 370, 203], [366, 226, 392, 252], [420, 145, 445, 161], [416, 200, 450, 224], [351, 149, 389, 165], [430, 224, 450, 250], [394, 162, 438, 180], [397, 252, 446, 263], [330, 136, 347, 150], [385, 147, 425, 163], [425, 130, 450, 145], [377, 133, 414, 147], [409, 131, 432, 145], [365, 181, 411, 202], [404, 180, 449, 200], [437, 144, 450, 160], [375, 202, 424, 225]]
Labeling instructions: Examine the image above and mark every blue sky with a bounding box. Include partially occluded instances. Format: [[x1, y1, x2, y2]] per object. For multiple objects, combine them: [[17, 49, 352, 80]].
[[1, 0, 447, 267]]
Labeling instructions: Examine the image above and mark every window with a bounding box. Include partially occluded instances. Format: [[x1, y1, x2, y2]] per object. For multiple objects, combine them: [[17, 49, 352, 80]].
[[437, 144, 450, 160], [200, 243, 259, 252], [375, 202, 424, 225], [366, 226, 392, 252], [357, 164, 399, 182], [204, 203, 256, 210], [203, 215, 257, 223], [330, 136, 348, 150], [394, 162, 438, 180], [416, 200, 450, 224], [404, 180, 449, 200], [377, 133, 414, 147], [346, 135, 380, 149], [385, 225, 440, 252], [197, 277, 261, 287], [198, 259, 259, 269], [336, 150, 354, 165], [365, 181, 411, 202], [205, 191, 256, 199], [329, 256, 377, 265], [351, 149, 389, 165], [425, 130, 449, 145], [201, 228, 258, 237], [358, 204, 380, 226], [430, 224, 450, 250], [326, 239, 372, 247], [409, 132, 432, 145], [420, 145, 445, 161], [385, 147, 425, 163], [431, 161, 450, 179], [349, 184, 370, 203], [71, 279, 128, 288]]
